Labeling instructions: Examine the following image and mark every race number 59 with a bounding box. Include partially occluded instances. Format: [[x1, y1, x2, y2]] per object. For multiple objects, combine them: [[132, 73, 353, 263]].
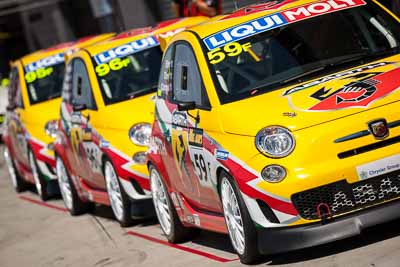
[[207, 42, 252, 65]]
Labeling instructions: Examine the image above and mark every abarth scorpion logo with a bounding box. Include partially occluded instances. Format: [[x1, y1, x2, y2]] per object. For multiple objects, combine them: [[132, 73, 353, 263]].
[[368, 119, 389, 139]]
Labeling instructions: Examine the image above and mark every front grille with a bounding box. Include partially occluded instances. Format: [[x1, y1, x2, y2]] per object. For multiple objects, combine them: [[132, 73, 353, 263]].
[[338, 136, 400, 159], [292, 170, 400, 220]]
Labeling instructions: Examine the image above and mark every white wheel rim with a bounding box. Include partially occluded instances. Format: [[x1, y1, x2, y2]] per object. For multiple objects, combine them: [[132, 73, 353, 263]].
[[29, 151, 43, 197], [4, 147, 18, 189], [56, 157, 73, 210], [221, 178, 245, 255], [105, 162, 124, 222], [150, 168, 171, 235]]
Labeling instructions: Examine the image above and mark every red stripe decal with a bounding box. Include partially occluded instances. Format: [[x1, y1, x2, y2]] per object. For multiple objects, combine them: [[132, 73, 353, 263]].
[[126, 231, 239, 263], [19, 196, 68, 212]]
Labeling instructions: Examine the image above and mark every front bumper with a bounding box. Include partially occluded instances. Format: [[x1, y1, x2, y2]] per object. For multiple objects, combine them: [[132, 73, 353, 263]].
[[257, 199, 400, 255]]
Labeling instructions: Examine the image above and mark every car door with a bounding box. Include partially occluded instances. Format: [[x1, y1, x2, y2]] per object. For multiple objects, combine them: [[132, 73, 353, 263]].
[[7, 66, 30, 169], [69, 58, 105, 190], [162, 42, 221, 212]]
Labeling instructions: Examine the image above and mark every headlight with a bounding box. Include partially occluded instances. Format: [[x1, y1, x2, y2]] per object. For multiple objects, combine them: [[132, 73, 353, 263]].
[[255, 126, 295, 158], [44, 120, 58, 138], [129, 123, 151, 146]]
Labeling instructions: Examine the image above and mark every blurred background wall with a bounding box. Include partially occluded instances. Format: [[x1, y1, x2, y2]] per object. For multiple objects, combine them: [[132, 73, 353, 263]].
[[0, 0, 396, 80]]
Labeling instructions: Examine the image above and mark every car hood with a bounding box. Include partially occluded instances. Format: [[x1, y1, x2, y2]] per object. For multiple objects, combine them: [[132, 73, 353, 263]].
[[219, 56, 400, 136], [95, 93, 155, 131], [24, 97, 61, 126]]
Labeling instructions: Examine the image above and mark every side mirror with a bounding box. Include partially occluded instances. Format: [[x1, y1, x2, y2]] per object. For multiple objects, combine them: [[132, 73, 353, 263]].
[[177, 101, 196, 111], [72, 103, 87, 112]]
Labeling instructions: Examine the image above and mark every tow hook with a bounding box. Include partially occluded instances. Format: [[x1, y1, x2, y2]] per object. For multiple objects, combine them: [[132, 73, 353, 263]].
[[317, 203, 332, 223]]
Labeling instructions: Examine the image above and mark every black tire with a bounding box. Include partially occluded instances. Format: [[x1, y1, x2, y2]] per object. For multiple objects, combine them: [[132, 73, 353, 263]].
[[4, 146, 27, 193], [29, 149, 49, 201], [103, 159, 134, 227], [56, 156, 93, 215], [219, 170, 261, 264], [149, 165, 199, 243]]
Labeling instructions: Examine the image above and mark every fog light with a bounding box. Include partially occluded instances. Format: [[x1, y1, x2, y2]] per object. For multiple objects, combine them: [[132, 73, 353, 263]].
[[261, 165, 286, 183], [132, 151, 147, 165]]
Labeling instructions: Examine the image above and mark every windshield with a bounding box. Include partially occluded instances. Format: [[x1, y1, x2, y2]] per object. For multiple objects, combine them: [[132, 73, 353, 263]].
[[24, 62, 65, 105], [204, 0, 400, 104], [94, 46, 162, 105]]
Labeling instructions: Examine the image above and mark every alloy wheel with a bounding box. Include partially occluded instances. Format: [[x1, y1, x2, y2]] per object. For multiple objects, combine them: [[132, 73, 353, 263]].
[[221, 177, 245, 255], [29, 151, 44, 198], [150, 168, 172, 235], [104, 161, 124, 222], [3, 147, 18, 189], [56, 157, 73, 210]]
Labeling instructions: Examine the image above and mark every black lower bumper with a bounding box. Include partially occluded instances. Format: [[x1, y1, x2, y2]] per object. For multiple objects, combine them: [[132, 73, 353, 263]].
[[257, 199, 400, 255]]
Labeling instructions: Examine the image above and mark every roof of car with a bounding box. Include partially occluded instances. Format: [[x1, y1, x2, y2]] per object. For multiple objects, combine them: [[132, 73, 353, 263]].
[[188, 0, 369, 40], [19, 33, 115, 66], [85, 16, 208, 57]]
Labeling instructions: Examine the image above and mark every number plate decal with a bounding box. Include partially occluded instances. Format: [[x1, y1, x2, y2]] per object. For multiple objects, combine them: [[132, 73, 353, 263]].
[[357, 154, 400, 180]]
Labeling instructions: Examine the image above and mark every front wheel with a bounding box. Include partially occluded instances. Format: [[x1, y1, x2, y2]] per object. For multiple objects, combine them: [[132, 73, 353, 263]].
[[149, 165, 198, 243], [220, 171, 261, 264], [104, 160, 133, 227], [29, 150, 49, 201], [4, 146, 27, 192], [56, 156, 92, 215]]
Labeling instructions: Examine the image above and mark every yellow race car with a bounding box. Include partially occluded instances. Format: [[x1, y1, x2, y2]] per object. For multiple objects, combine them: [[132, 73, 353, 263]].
[[147, 0, 400, 263], [53, 17, 208, 226], [3, 34, 113, 200]]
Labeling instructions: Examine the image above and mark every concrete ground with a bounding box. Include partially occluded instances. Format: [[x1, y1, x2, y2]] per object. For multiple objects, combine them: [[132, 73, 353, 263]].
[[1, 151, 400, 267]]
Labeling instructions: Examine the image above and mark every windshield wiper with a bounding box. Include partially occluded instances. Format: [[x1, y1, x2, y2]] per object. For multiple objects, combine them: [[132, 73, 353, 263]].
[[280, 52, 373, 86], [126, 86, 157, 98]]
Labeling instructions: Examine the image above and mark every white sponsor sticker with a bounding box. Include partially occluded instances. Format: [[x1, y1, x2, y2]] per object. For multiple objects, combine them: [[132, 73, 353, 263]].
[[356, 154, 400, 180]]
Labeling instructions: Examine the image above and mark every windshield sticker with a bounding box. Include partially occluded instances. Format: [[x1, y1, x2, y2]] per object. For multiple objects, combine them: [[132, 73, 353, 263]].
[[204, 0, 366, 50], [24, 53, 64, 72], [25, 67, 54, 84], [207, 42, 252, 64], [95, 57, 130, 77], [94, 36, 159, 64]]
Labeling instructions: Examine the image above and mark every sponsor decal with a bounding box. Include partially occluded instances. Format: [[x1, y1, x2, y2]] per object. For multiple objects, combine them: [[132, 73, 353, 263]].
[[215, 149, 229, 160], [94, 36, 159, 64], [24, 53, 64, 72], [204, 0, 366, 50], [100, 139, 110, 148], [204, 13, 286, 50], [356, 154, 400, 180], [188, 128, 203, 147]]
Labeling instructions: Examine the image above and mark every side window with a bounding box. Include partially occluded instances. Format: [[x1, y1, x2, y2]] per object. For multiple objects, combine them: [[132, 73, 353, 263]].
[[71, 59, 96, 110], [173, 43, 210, 109], [157, 46, 174, 100]]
